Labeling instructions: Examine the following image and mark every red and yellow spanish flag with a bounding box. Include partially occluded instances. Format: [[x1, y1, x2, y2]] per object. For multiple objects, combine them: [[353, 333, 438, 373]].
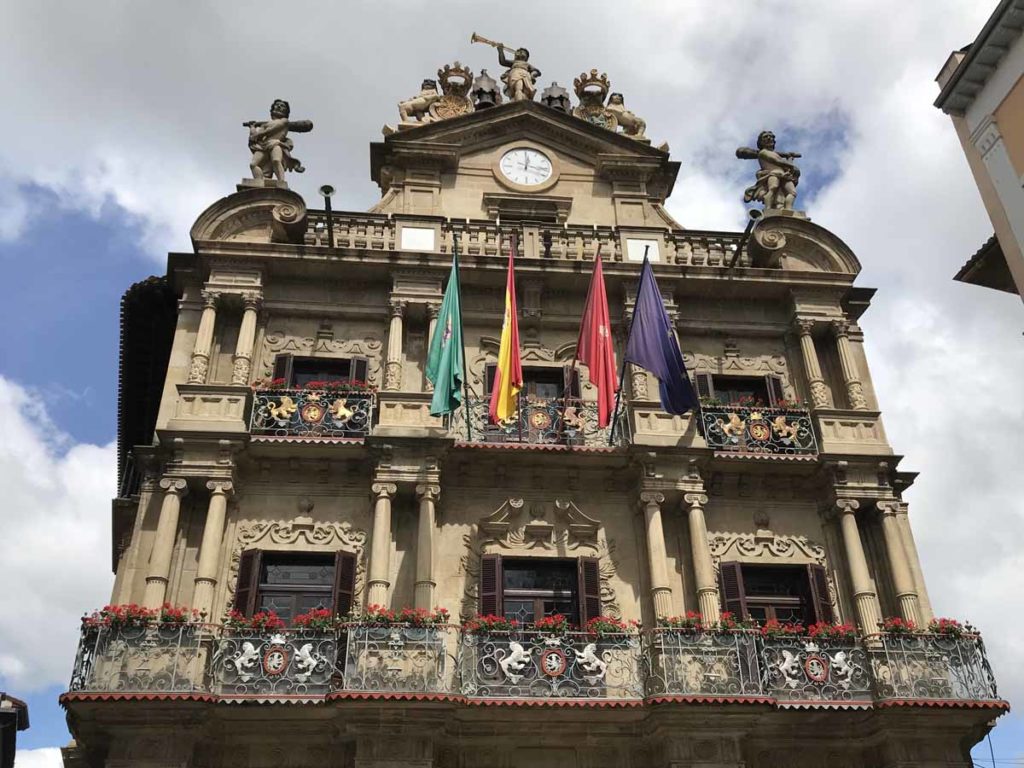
[[489, 237, 523, 424]]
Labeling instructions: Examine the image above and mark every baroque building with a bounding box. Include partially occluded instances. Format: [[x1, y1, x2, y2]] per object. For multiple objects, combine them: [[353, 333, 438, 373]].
[[62, 48, 1004, 768]]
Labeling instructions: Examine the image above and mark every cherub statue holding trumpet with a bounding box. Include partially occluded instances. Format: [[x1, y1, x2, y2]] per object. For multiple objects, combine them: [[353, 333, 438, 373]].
[[471, 32, 541, 102]]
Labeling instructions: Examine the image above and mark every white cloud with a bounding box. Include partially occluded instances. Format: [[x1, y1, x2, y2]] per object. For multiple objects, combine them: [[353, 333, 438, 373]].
[[15, 748, 62, 768], [0, 377, 113, 691]]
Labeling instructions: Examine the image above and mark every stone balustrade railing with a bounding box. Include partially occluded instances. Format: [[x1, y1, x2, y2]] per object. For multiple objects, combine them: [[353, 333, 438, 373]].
[[303, 211, 745, 266], [67, 624, 1000, 708]]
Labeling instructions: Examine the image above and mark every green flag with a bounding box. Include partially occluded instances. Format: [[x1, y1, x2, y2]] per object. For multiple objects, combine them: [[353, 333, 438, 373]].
[[426, 248, 465, 416]]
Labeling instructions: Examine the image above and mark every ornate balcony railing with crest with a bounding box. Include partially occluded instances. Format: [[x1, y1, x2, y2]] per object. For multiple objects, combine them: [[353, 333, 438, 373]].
[[871, 633, 999, 702], [65, 624, 1002, 708], [450, 395, 621, 447], [699, 405, 817, 456], [250, 388, 376, 440], [458, 629, 644, 700]]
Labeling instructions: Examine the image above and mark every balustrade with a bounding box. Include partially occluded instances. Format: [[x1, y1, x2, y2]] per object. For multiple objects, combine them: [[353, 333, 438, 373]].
[[66, 624, 1001, 706]]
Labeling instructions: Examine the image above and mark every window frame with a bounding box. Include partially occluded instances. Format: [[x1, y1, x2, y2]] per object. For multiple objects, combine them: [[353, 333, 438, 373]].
[[272, 354, 370, 389]]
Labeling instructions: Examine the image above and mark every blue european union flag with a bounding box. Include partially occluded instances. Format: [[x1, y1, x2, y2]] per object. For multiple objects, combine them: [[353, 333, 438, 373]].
[[623, 256, 699, 415]]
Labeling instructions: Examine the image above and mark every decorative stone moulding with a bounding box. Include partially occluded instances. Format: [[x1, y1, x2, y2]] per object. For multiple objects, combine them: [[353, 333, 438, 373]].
[[189, 185, 308, 245]]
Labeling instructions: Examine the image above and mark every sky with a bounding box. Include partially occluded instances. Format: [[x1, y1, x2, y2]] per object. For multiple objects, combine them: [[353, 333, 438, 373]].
[[1, 1, 1022, 765]]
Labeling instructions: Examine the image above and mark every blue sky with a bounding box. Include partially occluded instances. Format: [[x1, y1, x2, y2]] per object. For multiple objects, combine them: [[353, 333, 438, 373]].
[[2, 2, 1023, 766]]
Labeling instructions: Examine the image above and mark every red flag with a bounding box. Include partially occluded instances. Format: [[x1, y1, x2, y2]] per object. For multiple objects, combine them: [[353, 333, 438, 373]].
[[576, 249, 618, 427]]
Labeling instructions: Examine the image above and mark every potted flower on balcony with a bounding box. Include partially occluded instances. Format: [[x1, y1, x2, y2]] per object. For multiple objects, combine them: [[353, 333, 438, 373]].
[[83, 604, 157, 632], [659, 611, 705, 633], [533, 614, 571, 637], [759, 619, 806, 639], [292, 608, 340, 632], [224, 609, 286, 632], [585, 616, 637, 638], [251, 377, 289, 391], [927, 617, 977, 638], [462, 614, 519, 635], [880, 616, 917, 636], [806, 621, 858, 642], [716, 611, 758, 632]]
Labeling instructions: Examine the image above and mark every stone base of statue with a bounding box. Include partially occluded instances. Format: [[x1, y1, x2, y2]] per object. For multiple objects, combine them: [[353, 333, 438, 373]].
[[237, 178, 290, 192], [759, 208, 809, 221]]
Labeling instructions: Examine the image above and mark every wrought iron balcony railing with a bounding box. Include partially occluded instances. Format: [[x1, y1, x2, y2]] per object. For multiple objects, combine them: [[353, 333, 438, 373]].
[[450, 395, 620, 447], [250, 388, 376, 439], [458, 629, 644, 700], [872, 634, 999, 702], [699, 405, 817, 456], [66, 624, 1001, 707]]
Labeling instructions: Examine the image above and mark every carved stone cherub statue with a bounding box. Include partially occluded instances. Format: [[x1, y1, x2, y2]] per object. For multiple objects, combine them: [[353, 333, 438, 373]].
[[244, 99, 313, 183], [735, 130, 802, 210], [398, 79, 442, 124], [606, 93, 646, 139], [497, 46, 541, 101]]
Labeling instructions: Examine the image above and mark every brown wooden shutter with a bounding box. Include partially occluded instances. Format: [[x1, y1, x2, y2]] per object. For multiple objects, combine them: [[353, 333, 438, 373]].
[[272, 354, 294, 386], [806, 564, 834, 625], [563, 365, 582, 399], [333, 551, 358, 617], [479, 553, 502, 617], [718, 561, 747, 621], [765, 375, 785, 406], [485, 364, 497, 397], [694, 372, 715, 400], [234, 549, 262, 617], [350, 357, 369, 385], [577, 557, 602, 625]]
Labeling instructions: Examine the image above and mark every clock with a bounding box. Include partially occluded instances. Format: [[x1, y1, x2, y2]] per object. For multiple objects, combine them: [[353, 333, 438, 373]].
[[498, 148, 554, 187]]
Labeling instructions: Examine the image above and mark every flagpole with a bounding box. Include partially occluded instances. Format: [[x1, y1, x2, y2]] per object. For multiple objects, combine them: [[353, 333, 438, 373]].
[[453, 232, 472, 442], [564, 244, 601, 434], [609, 245, 648, 446]]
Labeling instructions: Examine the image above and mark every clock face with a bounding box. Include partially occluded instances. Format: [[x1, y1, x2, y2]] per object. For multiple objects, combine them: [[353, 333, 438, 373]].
[[499, 148, 553, 187]]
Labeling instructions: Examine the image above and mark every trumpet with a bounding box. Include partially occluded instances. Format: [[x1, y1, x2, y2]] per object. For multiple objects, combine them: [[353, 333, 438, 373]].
[[470, 32, 510, 52]]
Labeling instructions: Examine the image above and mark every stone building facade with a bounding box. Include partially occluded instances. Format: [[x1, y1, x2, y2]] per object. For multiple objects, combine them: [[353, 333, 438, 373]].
[[62, 61, 1004, 768]]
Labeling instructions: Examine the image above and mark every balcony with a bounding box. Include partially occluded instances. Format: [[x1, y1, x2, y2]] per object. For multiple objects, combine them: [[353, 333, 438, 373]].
[[450, 395, 620, 448], [66, 625, 1001, 710], [249, 388, 376, 440], [699, 404, 818, 456]]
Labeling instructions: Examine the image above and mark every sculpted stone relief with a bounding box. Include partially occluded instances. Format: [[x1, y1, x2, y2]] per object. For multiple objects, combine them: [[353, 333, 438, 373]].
[[226, 518, 368, 608], [683, 345, 797, 401], [259, 331, 383, 385], [458, 497, 623, 620]]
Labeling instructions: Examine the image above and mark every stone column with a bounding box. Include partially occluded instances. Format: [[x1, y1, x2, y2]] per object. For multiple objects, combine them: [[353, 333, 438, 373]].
[[794, 317, 830, 408], [640, 491, 673, 619], [835, 499, 882, 634], [187, 290, 219, 384], [877, 501, 923, 626], [895, 502, 934, 624], [425, 302, 440, 392], [384, 299, 406, 391], [143, 478, 189, 608], [831, 319, 868, 410], [367, 482, 397, 606], [414, 484, 440, 609], [231, 292, 262, 386], [192, 480, 233, 616], [683, 493, 720, 620]]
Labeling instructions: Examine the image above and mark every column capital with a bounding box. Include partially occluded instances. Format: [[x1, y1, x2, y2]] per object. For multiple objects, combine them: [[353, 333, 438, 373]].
[[830, 318, 850, 338], [793, 317, 816, 335], [639, 491, 665, 508], [876, 499, 901, 516], [159, 477, 188, 495], [206, 480, 234, 496], [241, 291, 263, 312], [200, 290, 220, 309], [683, 492, 709, 509], [371, 482, 398, 499], [834, 498, 860, 514], [415, 483, 441, 502], [388, 298, 407, 317], [426, 302, 442, 320]]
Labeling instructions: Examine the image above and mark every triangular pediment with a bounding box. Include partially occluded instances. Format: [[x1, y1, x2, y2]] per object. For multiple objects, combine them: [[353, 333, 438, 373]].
[[371, 99, 677, 186]]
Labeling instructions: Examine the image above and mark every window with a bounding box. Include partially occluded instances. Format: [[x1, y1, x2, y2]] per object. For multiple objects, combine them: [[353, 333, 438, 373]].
[[719, 562, 833, 626], [694, 372, 786, 407], [272, 354, 369, 389], [479, 554, 601, 627], [483, 365, 582, 443], [234, 549, 356, 625], [485, 365, 580, 404]]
